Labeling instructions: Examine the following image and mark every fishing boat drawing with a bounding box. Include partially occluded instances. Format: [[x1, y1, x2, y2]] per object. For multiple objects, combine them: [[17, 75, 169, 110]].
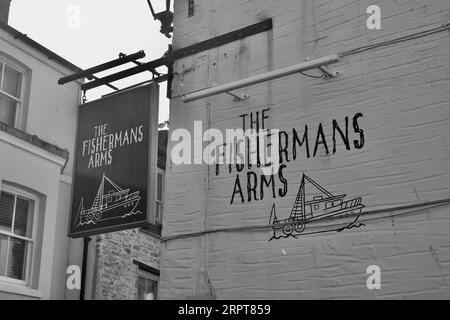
[[76, 174, 142, 226], [269, 174, 365, 240]]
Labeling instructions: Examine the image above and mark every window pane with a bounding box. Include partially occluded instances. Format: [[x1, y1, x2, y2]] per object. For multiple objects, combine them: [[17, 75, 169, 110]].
[[157, 173, 163, 201], [14, 197, 32, 238], [147, 280, 157, 300], [138, 275, 157, 300], [156, 202, 162, 225], [0, 95, 16, 126], [6, 237, 27, 280], [2, 65, 22, 98], [0, 191, 14, 233], [137, 276, 146, 300], [0, 62, 3, 83], [0, 234, 8, 277]]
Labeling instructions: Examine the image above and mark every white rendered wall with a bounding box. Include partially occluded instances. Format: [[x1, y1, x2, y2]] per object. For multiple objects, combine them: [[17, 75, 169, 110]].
[[160, 0, 450, 299], [0, 28, 81, 299]]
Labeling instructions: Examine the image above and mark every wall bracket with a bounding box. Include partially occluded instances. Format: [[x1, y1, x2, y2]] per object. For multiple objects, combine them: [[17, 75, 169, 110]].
[[318, 66, 341, 78], [172, 19, 273, 61], [224, 91, 249, 102]]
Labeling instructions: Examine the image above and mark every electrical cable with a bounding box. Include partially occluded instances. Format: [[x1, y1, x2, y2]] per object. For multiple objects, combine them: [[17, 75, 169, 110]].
[[338, 23, 450, 58], [161, 197, 450, 243]]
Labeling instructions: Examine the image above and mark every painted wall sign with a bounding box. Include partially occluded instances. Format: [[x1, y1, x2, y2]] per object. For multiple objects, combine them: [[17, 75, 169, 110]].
[[212, 107, 367, 240], [68, 84, 159, 238], [215, 109, 365, 206]]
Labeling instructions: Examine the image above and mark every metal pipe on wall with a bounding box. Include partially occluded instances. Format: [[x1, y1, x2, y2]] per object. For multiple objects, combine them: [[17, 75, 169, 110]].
[[182, 54, 340, 103]]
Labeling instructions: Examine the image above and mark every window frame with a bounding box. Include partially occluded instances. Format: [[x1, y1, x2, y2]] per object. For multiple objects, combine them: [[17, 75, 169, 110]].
[[0, 57, 26, 128], [137, 267, 159, 300], [0, 184, 38, 287], [155, 168, 164, 226]]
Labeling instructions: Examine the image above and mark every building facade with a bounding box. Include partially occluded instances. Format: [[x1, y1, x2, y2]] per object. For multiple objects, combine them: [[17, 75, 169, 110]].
[[0, 1, 82, 299], [0, 1, 169, 300], [160, 0, 450, 299]]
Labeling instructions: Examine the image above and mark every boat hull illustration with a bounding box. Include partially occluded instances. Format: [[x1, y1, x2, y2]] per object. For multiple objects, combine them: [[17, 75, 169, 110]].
[[79, 196, 141, 225], [269, 174, 365, 240], [76, 174, 142, 227]]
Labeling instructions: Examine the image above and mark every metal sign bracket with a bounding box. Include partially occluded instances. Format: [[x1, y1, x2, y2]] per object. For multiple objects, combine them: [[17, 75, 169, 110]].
[[318, 66, 341, 78]]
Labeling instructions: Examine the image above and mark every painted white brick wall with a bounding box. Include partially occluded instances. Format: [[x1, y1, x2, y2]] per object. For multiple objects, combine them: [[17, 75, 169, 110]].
[[160, 0, 450, 299]]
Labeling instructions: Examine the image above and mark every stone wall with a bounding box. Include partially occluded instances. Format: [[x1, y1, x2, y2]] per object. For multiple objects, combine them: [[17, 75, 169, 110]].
[[92, 229, 160, 300]]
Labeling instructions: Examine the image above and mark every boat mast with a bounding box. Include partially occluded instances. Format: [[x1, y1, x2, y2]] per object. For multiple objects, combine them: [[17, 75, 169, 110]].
[[301, 175, 306, 220], [92, 174, 105, 208], [75, 198, 85, 226], [289, 174, 306, 220], [269, 203, 278, 224]]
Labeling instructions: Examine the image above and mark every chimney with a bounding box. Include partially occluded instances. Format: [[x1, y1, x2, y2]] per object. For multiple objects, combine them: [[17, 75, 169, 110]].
[[0, 0, 11, 24]]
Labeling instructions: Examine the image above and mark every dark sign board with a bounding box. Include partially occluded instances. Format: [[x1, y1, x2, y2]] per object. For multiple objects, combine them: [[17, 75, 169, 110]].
[[68, 83, 159, 238]]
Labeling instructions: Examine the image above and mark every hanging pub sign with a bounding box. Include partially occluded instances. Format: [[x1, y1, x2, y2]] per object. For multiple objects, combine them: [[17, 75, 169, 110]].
[[68, 83, 159, 238]]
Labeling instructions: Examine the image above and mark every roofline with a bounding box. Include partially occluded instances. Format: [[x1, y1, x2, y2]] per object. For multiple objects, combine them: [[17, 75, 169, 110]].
[[0, 21, 82, 73]]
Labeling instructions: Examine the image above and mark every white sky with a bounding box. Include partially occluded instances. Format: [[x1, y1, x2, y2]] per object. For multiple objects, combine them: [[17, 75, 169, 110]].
[[8, 0, 171, 123]]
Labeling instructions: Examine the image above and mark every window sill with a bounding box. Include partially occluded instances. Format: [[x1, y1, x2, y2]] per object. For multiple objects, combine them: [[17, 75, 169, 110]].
[[140, 223, 162, 238], [0, 281, 42, 299]]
